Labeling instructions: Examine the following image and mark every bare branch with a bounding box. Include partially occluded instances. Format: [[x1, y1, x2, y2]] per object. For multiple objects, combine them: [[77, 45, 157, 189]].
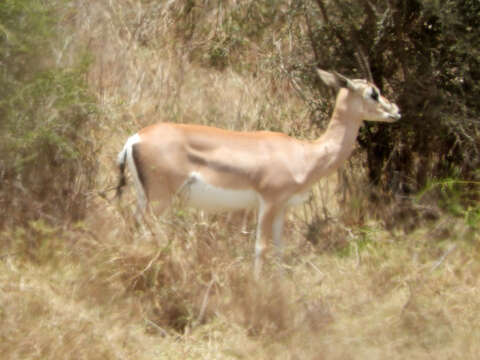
[[303, 3, 321, 65], [196, 279, 215, 325], [430, 244, 457, 272], [355, 47, 373, 82]]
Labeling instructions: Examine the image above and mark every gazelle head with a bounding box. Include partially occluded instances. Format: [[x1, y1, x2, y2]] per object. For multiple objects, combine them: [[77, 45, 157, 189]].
[[317, 69, 401, 123]]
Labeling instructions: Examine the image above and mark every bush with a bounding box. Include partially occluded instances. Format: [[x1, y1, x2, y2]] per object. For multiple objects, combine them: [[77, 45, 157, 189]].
[[0, 0, 97, 225], [301, 0, 480, 197]]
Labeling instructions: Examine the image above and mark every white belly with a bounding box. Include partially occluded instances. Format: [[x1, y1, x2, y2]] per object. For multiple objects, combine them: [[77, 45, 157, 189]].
[[180, 172, 259, 212], [287, 191, 310, 206]]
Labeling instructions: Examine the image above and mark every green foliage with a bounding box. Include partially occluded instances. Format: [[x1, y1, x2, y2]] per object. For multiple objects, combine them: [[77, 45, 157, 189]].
[[418, 178, 480, 229], [301, 0, 480, 197], [0, 0, 97, 225]]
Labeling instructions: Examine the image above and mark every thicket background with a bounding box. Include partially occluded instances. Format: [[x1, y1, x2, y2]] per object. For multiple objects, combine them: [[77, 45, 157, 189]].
[[1, 1, 479, 359]]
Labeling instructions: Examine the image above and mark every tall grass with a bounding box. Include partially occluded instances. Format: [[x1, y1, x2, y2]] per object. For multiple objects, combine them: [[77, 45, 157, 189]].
[[1, 1, 479, 359]]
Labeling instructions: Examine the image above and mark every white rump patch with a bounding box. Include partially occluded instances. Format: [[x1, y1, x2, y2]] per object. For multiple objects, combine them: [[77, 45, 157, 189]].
[[117, 133, 140, 165], [179, 172, 259, 212], [118, 133, 147, 212]]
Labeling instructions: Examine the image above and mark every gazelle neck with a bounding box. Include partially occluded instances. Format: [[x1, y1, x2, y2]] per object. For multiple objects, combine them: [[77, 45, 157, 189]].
[[309, 90, 364, 181]]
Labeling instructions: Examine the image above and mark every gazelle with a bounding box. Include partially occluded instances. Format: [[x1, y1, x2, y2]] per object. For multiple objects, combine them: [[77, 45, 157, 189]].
[[116, 69, 401, 278]]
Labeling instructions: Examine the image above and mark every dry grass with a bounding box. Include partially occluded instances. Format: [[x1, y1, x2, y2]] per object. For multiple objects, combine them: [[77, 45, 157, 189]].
[[1, 1, 480, 359], [3, 206, 480, 359]]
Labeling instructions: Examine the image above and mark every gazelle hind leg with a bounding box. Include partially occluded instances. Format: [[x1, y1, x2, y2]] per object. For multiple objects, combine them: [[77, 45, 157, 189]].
[[128, 140, 175, 231], [254, 201, 284, 279]]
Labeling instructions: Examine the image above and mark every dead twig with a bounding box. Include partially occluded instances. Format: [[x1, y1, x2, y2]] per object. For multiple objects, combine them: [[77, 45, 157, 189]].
[[144, 317, 169, 337], [430, 244, 457, 272], [196, 278, 216, 326], [0, 251, 22, 260]]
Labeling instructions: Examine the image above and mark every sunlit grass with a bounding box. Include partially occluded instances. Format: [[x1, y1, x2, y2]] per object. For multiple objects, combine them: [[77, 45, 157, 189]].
[[1, 1, 480, 359]]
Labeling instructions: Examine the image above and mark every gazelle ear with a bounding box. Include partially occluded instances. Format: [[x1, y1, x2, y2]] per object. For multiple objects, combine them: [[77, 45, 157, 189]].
[[317, 69, 356, 91], [332, 71, 357, 90]]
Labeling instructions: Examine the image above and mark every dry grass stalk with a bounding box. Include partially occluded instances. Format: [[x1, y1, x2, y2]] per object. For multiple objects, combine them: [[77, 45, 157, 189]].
[[2, 1, 480, 359]]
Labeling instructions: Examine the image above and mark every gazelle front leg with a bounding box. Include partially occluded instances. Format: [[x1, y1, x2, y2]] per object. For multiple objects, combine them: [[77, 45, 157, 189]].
[[272, 208, 285, 260], [254, 202, 285, 279]]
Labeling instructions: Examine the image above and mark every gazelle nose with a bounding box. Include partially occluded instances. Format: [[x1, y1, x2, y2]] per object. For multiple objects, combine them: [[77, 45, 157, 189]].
[[389, 103, 401, 121], [391, 112, 401, 121]]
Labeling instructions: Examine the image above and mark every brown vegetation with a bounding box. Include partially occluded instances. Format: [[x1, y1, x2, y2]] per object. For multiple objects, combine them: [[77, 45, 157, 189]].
[[1, 1, 480, 359]]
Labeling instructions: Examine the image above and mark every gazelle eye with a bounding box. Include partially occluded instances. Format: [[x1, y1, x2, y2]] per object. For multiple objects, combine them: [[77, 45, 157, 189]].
[[371, 88, 379, 101]]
